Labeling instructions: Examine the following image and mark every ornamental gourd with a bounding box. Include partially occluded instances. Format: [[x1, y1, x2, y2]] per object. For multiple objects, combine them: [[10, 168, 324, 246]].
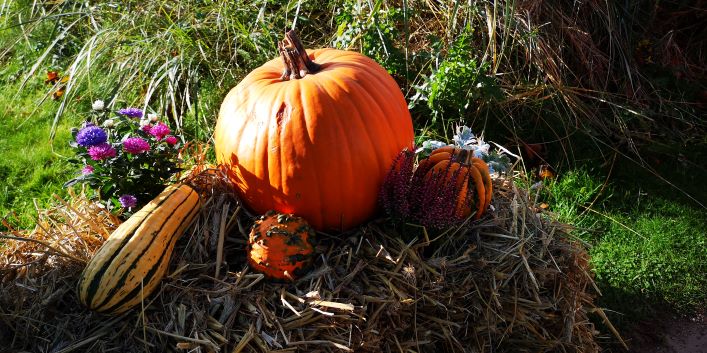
[[77, 183, 201, 314], [416, 146, 493, 219], [214, 30, 414, 231], [247, 211, 316, 280]]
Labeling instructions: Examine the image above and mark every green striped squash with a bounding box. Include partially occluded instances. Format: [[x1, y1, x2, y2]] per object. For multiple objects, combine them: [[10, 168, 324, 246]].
[[77, 183, 201, 314]]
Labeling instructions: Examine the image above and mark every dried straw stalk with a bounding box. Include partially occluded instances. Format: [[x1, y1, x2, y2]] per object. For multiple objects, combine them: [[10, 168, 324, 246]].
[[1, 171, 621, 352]]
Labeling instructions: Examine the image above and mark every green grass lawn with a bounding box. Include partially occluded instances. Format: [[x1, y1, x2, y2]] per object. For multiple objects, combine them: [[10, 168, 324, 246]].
[[593, 197, 707, 312], [0, 70, 80, 230], [537, 161, 707, 326]]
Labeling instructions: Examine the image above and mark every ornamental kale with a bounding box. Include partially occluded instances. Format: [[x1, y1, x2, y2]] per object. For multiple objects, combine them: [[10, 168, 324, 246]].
[[65, 101, 183, 214]]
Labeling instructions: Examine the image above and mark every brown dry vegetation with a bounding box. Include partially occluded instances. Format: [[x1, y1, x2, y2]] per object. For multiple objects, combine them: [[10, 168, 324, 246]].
[[0, 168, 624, 352]]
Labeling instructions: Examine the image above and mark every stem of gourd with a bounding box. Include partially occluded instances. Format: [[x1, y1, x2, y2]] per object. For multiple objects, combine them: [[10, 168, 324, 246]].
[[279, 30, 321, 81], [456, 148, 473, 165]]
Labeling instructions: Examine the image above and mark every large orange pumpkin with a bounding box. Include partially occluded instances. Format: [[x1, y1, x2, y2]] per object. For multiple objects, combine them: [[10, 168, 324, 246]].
[[214, 30, 414, 231], [416, 146, 493, 219], [247, 211, 316, 280]]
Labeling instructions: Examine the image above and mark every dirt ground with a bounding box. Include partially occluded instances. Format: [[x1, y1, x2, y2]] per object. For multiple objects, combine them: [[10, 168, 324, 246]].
[[626, 312, 707, 353]]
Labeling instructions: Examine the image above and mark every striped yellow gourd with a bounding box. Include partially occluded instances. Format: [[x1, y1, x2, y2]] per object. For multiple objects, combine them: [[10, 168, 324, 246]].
[[77, 183, 201, 314]]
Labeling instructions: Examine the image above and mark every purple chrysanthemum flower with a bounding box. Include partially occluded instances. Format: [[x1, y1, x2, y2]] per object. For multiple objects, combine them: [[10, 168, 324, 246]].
[[165, 135, 178, 145], [75, 125, 108, 147], [87, 143, 117, 161], [149, 122, 171, 140], [123, 137, 150, 154], [117, 107, 144, 118], [118, 194, 137, 208], [81, 165, 94, 174]]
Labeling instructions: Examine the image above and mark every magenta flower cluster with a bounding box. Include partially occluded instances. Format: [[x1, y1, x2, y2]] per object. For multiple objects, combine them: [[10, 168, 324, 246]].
[[149, 123, 170, 140], [165, 135, 178, 145], [123, 137, 150, 154], [88, 142, 117, 161], [67, 105, 183, 213]]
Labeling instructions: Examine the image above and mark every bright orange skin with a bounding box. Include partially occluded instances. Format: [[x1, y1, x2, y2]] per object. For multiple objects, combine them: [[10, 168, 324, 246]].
[[247, 211, 316, 280], [417, 147, 493, 219], [214, 48, 414, 231]]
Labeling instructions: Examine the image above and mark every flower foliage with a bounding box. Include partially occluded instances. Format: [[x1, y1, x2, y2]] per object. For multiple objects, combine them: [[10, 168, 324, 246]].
[[65, 102, 183, 213], [380, 126, 512, 229]]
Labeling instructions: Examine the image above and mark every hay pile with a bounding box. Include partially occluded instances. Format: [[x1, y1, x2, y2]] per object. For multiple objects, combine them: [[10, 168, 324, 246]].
[[0, 172, 621, 352]]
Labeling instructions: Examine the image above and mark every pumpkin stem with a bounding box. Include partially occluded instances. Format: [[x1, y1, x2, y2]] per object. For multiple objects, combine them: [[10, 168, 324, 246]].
[[455, 148, 473, 165], [279, 30, 321, 80]]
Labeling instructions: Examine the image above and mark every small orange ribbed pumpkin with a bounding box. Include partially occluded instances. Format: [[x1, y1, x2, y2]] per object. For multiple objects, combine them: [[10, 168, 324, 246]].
[[416, 146, 493, 219], [247, 211, 316, 280], [214, 30, 414, 231]]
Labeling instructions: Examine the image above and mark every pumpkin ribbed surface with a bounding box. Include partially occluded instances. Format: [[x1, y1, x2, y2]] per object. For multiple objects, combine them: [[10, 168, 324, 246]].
[[77, 183, 201, 314], [214, 41, 414, 231], [417, 146, 493, 219], [247, 211, 316, 280]]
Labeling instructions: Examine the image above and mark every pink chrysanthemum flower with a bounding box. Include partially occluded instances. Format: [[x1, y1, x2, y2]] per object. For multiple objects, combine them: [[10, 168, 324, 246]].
[[123, 137, 150, 154], [81, 165, 94, 174], [165, 135, 178, 145], [149, 122, 170, 140], [87, 143, 117, 161]]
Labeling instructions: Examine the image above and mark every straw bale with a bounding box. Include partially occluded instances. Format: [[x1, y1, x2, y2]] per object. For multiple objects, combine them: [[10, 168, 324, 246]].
[[0, 171, 617, 352]]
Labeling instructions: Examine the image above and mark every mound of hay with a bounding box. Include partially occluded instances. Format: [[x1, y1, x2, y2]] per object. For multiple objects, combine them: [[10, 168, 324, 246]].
[[0, 172, 620, 352]]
